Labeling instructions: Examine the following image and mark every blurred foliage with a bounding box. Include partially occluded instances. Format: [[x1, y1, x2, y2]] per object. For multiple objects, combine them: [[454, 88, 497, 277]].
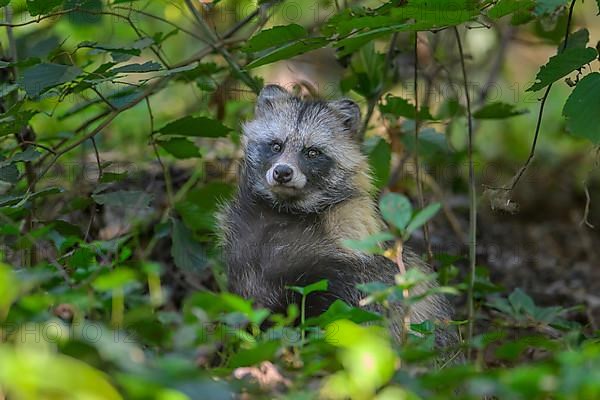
[[1, 0, 599, 399]]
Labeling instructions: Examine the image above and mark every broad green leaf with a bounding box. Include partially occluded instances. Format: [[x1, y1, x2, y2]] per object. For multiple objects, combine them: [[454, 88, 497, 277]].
[[559, 28, 589, 51], [18, 63, 82, 97], [175, 182, 234, 232], [245, 37, 329, 70], [508, 288, 536, 315], [93, 268, 137, 291], [157, 116, 232, 137], [527, 47, 597, 91], [0, 264, 18, 319], [63, 0, 103, 25], [473, 102, 528, 119], [110, 61, 162, 74], [228, 340, 280, 368], [380, 95, 436, 120], [156, 137, 202, 159], [402, 127, 451, 158], [0, 346, 122, 400], [342, 232, 394, 254], [487, 0, 534, 19], [171, 218, 207, 272], [244, 24, 308, 53], [288, 279, 329, 296], [92, 190, 153, 209], [563, 72, 600, 143], [307, 300, 382, 327], [26, 0, 63, 16], [380, 193, 412, 231], [366, 137, 391, 190], [406, 203, 441, 235]]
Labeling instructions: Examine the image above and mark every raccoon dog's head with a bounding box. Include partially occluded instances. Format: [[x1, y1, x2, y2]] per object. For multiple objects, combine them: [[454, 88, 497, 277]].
[[242, 85, 369, 214]]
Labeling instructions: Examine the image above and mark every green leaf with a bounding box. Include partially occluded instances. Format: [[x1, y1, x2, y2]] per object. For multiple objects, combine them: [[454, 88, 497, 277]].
[[92, 190, 153, 209], [342, 232, 394, 254], [0, 345, 122, 400], [175, 182, 234, 232], [487, 0, 534, 19], [18, 63, 82, 97], [0, 263, 19, 319], [0, 0, 10, 6], [527, 47, 597, 92], [171, 218, 207, 272], [534, 0, 569, 15], [26, 0, 63, 16], [380, 193, 412, 231], [559, 28, 589, 51], [157, 116, 231, 138], [156, 138, 202, 159], [110, 61, 162, 74], [244, 24, 308, 53], [365, 137, 391, 190], [93, 268, 137, 291], [379, 95, 436, 120], [287, 279, 328, 297], [228, 340, 280, 368], [473, 102, 528, 119], [508, 288, 536, 315], [563, 72, 600, 143], [402, 127, 451, 158], [245, 37, 329, 70], [406, 203, 441, 236]]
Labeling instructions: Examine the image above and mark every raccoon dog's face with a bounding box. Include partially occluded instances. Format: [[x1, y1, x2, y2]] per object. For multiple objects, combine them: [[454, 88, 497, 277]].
[[242, 85, 367, 213]]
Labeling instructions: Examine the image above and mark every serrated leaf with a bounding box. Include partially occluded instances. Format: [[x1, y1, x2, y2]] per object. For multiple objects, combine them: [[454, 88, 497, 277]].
[[473, 102, 528, 119], [406, 203, 441, 235], [246, 37, 329, 70], [527, 47, 597, 92], [110, 61, 162, 74], [156, 137, 202, 159], [563, 72, 600, 143], [380, 193, 412, 231], [244, 24, 307, 53], [18, 63, 82, 97], [171, 218, 207, 272], [26, 0, 63, 16]]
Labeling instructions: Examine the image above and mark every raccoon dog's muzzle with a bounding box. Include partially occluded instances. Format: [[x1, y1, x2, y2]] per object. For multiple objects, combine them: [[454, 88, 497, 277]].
[[266, 161, 307, 191]]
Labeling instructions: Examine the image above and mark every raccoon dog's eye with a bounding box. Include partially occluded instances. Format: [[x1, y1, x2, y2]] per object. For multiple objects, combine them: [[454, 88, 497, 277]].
[[271, 142, 282, 153], [307, 148, 320, 159]]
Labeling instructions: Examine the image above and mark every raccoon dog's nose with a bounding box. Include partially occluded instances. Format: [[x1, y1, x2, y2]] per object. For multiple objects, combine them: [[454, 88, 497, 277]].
[[273, 164, 293, 184]]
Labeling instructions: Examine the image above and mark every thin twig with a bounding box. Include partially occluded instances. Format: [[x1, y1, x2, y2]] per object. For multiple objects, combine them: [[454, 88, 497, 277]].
[[499, 0, 577, 191], [395, 240, 410, 345], [454, 26, 476, 360]]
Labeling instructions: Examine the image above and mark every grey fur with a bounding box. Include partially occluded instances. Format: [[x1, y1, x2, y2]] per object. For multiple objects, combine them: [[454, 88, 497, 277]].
[[218, 85, 459, 349]]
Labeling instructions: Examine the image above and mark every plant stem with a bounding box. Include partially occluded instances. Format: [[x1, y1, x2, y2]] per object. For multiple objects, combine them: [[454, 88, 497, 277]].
[[454, 26, 476, 360]]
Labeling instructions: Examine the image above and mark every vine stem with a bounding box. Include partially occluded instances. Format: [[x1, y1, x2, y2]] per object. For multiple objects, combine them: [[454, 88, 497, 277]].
[[501, 0, 577, 191], [454, 26, 476, 360]]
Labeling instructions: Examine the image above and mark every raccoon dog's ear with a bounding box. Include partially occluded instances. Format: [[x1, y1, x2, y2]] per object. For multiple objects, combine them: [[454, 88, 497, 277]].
[[329, 99, 361, 138], [256, 84, 289, 116]]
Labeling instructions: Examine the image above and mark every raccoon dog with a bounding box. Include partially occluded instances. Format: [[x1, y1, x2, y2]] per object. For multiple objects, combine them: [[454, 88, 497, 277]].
[[218, 85, 456, 346]]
